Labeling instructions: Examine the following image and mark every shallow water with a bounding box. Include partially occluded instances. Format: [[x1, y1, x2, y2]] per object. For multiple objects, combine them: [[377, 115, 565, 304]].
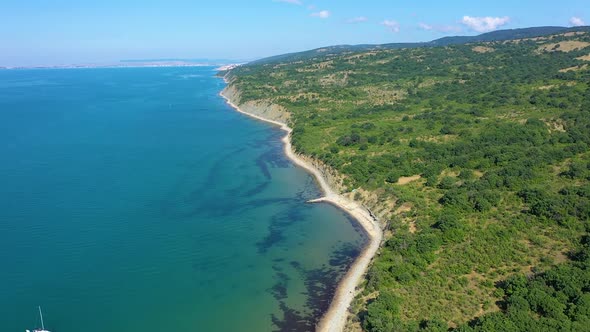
[[0, 67, 366, 331]]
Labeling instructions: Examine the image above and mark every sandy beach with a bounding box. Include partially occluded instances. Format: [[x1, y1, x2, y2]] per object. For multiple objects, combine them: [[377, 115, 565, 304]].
[[220, 84, 383, 332]]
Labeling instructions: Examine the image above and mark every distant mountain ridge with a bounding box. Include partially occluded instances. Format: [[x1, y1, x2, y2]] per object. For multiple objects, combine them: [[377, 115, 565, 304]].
[[251, 25, 590, 65]]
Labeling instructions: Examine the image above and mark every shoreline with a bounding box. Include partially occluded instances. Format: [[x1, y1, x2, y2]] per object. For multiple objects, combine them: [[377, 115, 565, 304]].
[[220, 83, 383, 332]]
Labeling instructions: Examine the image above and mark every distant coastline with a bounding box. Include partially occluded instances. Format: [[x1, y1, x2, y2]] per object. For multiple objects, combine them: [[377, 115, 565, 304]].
[[0, 60, 240, 70], [220, 76, 383, 332]]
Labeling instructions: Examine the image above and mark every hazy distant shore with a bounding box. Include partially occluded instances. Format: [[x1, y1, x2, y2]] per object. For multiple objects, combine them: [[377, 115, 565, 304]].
[[0, 61, 232, 70], [220, 77, 383, 332]]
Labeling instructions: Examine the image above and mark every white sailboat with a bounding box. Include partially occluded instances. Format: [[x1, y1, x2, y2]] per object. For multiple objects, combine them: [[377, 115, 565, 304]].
[[26, 306, 51, 332]]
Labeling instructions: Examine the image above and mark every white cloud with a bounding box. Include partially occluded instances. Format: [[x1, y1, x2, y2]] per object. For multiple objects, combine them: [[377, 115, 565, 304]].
[[570, 16, 585, 27], [461, 16, 510, 33], [418, 22, 462, 33], [347, 16, 368, 24], [311, 10, 330, 19], [273, 0, 302, 5], [381, 20, 400, 33], [307, 4, 316, 10]]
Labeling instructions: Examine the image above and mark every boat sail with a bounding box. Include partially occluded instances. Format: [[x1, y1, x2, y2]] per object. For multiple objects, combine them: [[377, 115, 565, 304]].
[[26, 306, 50, 332]]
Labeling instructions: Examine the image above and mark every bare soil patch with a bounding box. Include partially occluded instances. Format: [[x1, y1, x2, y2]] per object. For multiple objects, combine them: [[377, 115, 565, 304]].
[[397, 175, 421, 185], [472, 46, 494, 53], [538, 41, 590, 53], [559, 64, 589, 72]]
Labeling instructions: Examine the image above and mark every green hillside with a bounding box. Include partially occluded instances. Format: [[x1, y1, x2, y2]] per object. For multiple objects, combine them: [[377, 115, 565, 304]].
[[248, 26, 588, 66], [225, 29, 590, 331]]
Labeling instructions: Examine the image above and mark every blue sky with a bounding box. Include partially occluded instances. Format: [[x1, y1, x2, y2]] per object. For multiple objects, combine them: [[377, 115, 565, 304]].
[[1, 0, 588, 66]]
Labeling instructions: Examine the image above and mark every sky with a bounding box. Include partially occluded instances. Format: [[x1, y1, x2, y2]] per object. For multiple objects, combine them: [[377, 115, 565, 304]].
[[0, 0, 588, 66]]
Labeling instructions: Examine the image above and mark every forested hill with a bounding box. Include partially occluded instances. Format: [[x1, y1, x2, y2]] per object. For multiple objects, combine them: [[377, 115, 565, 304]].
[[249, 26, 590, 66], [225, 29, 590, 331]]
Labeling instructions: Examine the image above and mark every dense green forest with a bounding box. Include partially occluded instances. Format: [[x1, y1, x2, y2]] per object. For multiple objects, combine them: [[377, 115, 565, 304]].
[[225, 29, 590, 331]]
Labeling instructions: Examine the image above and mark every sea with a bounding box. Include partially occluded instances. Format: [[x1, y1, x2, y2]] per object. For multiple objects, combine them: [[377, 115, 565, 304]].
[[0, 66, 366, 332]]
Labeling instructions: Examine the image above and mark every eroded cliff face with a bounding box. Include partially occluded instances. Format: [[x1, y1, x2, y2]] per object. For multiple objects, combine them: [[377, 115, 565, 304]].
[[221, 84, 291, 125], [295, 153, 345, 192]]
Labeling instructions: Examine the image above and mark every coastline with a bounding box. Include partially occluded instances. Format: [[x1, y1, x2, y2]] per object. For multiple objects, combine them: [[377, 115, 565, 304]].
[[220, 82, 383, 332]]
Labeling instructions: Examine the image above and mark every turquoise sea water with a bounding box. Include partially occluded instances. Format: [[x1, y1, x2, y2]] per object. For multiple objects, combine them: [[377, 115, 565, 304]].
[[0, 67, 366, 331]]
